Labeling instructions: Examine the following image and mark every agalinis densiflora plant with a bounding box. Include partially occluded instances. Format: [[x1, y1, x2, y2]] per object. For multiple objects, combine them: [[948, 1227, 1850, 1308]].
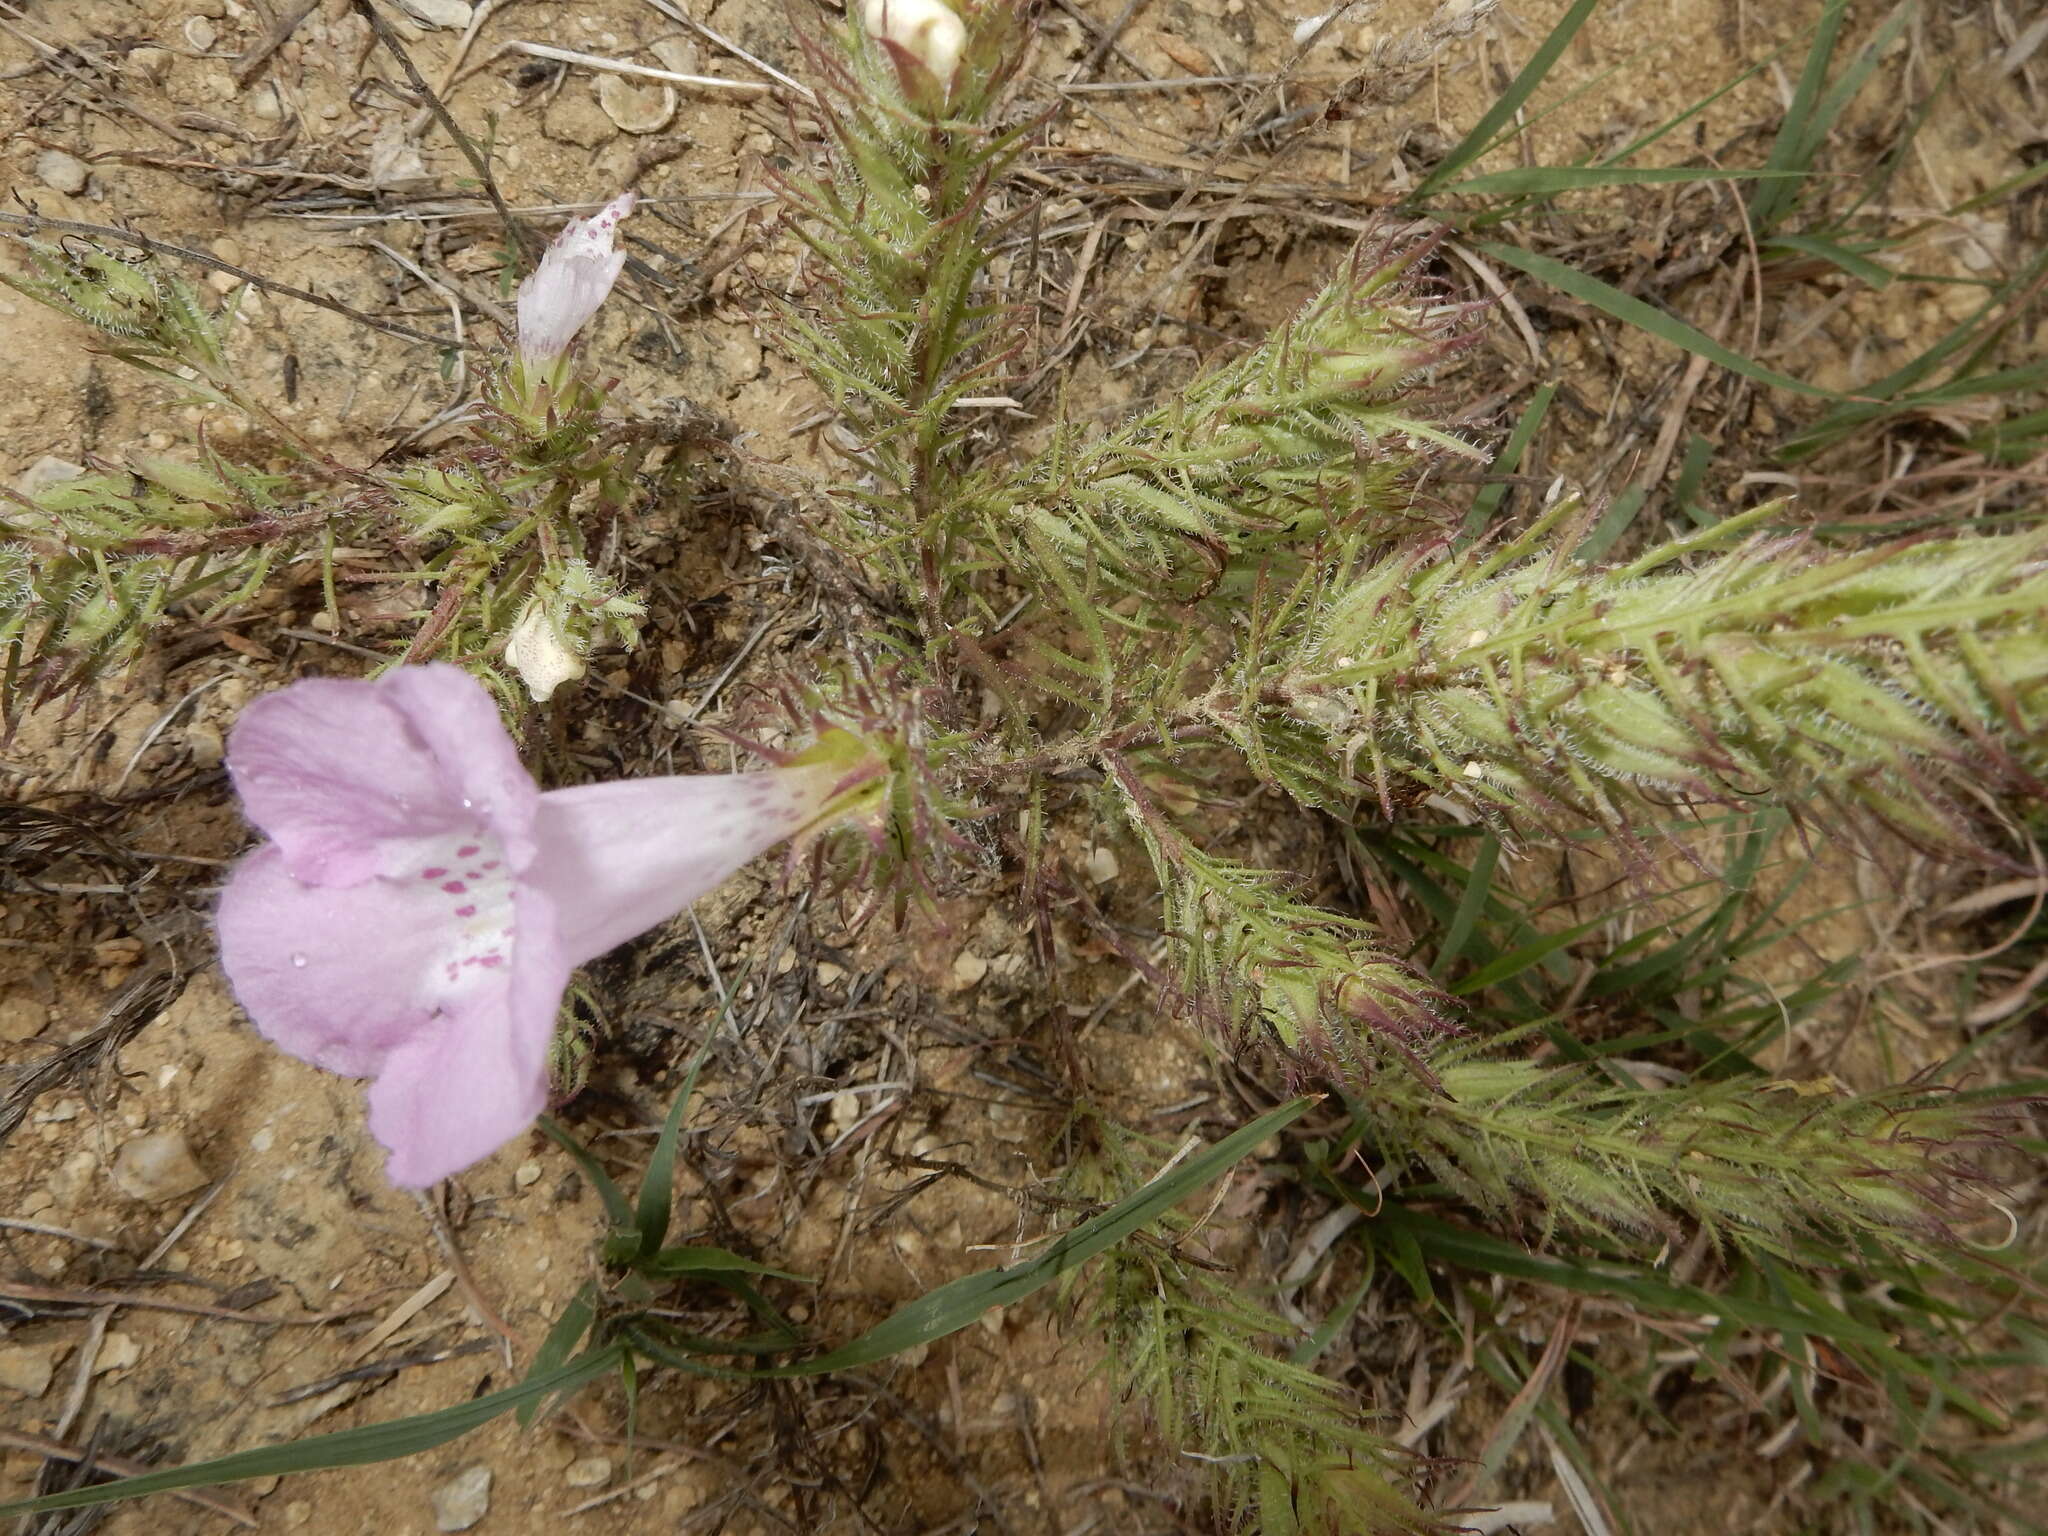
[[216, 666, 889, 1186]]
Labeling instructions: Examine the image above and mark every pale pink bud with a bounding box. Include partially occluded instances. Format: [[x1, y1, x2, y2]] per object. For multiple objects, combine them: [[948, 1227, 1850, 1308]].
[[515, 191, 636, 368], [863, 0, 966, 86]]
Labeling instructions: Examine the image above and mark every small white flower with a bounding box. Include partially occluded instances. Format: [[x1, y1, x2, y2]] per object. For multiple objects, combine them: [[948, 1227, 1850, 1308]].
[[505, 599, 585, 703], [515, 191, 636, 369], [863, 0, 967, 85]]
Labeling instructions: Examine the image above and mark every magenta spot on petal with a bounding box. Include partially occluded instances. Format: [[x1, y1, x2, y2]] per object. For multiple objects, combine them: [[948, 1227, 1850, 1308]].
[[455, 904, 478, 918], [457, 844, 480, 858], [478, 953, 504, 968], [481, 861, 500, 871], [442, 880, 467, 894], [465, 870, 483, 880], [422, 867, 448, 879]]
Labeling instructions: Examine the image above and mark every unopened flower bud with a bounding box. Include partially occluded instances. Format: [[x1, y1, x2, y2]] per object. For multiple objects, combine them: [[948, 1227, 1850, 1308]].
[[505, 599, 585, 703], [515, 191, 636, 369], [863, 0, 966, 86]]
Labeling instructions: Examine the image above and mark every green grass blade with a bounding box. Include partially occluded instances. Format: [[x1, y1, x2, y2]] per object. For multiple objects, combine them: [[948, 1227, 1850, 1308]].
[[1800, 2, 1915, 182], [1779, 246, 2048, 458], [1451, 912, 1614, 995], [1573, 484, 1649, 562], [1459, 385, 1554, 543], [1369, 1206, 1899, 1350], [639, 1245, 813, 1283], [771, 1097, 1315, 1374], [515, 1281, 601, 1429], [634, 987, 732, 1256], [1290, 1264, 1376, 1367], [1598, 53, 1778, 169], [1748, 0, 1850, 232], [1671, 432, 1717, 526], [1413, 0, 1606, 197], [0, 1345, 629, 1519], [537, 1115, 635, 1233], [1450, 165, 1802, 198], [1433, 832, 1502, 974], [1475, 240, 1840, 398], [1767, 232, 1896, 289]]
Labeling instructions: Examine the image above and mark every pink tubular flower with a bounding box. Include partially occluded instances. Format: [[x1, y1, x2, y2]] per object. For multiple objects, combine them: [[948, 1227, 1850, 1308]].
[[515, 191, 636, 369], [215, 665, 875, 1188]]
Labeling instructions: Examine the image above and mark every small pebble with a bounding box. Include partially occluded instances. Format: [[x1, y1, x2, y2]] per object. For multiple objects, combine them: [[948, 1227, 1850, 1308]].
[[432, 1465, 492, 1532], [828, 1090, 861, 1134], [650, 37, 700, 74], [394, 0, 474, 26], [0, 997, 48, 1043], [183, 15, 218, 50], [563, 1456, 612, 1489], [0, 1344, 59, 1398], [110, 1128, 210, 1205], [94, 1332, 141, 1374], [950, 951, 989, 987], [515, 1159, 543, 1188], [34, 150, 89, 195], [16, 454, 84, 498], [128, 46, 174, 84]]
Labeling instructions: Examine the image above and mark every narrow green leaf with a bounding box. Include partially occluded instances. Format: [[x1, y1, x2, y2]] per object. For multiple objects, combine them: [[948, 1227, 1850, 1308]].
[[639, 1245, 812, 1283], [1801, 2, 1915, 179], [515, 1281, 600, 1429], [1414, 0, 1606, 197], [634, 982, 734, 1256], [1369, 1207, 1900, 1349], [1434, 832, 1502, 975], [1476, 240, 1840, 398], [1459, 384, 1553, 543], [1598, 54, 1778, 170], [1451, 165, 1801, 197], [537, 1115, 635, 1233], [1749, 0, 1850, 232], [0, 1345, 628, 1519], [1573, 484, 1649, 563], [1452, 913, 1613, 995], [771, 1098, 1315, 1374], [1767, 232, 1896, 289], [1671, 433, 1717, 526], [1290, 1264, 1376, 1367]]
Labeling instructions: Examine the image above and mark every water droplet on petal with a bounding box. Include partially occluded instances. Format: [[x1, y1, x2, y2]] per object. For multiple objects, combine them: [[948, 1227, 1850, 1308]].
[[461, 798, 474, 809], [290, 953, 308, 968]]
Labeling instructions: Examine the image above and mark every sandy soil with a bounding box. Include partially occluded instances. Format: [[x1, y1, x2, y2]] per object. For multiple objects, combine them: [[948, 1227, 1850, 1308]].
[[2, 2, 2040, 1533]]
